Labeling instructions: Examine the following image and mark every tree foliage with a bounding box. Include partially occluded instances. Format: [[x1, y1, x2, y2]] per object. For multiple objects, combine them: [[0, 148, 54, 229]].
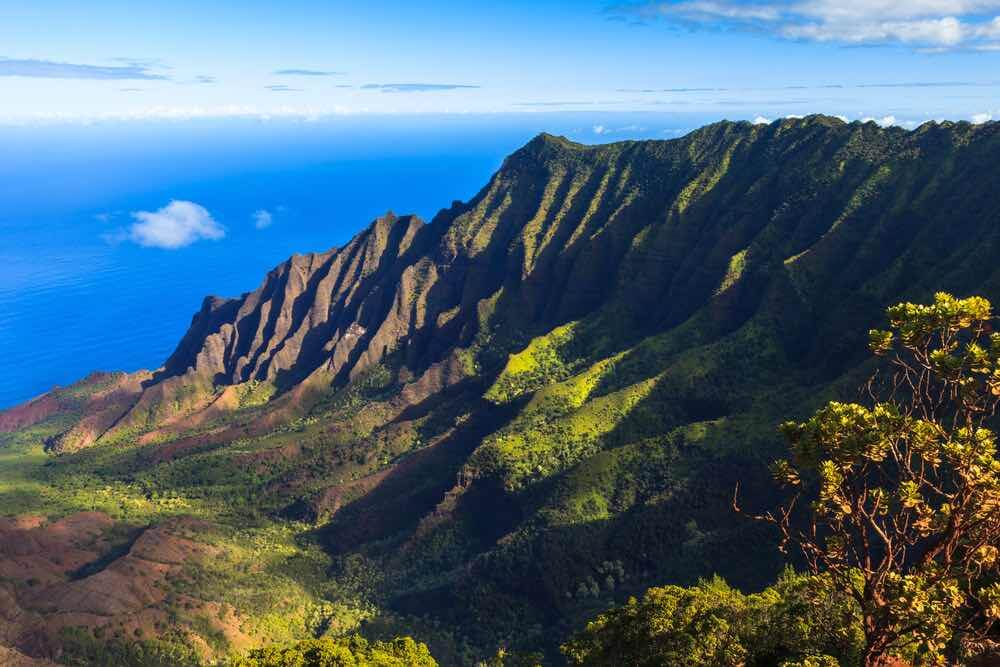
[[561, 571, 863, 666], [745, 293, 1000, 665], [57, 627, 201, 667], [227, 635, 437, 667]]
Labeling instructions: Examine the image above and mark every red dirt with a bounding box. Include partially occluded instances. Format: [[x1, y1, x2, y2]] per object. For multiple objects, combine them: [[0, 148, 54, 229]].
[[0, 513, 229, 662], [0, 394, 64, 434]]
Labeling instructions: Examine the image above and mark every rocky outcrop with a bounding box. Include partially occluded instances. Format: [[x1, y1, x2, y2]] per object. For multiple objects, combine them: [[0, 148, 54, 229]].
[[157, 213, 430, 387]]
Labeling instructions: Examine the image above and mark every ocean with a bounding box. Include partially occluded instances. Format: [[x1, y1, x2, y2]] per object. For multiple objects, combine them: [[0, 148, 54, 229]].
[[0, 112, 716, 408]]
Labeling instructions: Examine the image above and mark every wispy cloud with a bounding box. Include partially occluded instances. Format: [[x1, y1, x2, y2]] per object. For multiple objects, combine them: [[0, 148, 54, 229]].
[[110, 57, 171, 70], [593, 123, 647, 135], [109, 200, 224, 249], [273, 68, 343, 76], [252, 209, 274, 229], [611, 1, 1000, 50], [856, 81, 980, 88], [170, 74, 217, 86], [972, 111, 994, 123], [361, 83, 480, 93], [617, 87, 726, 93], [265, 84, 304, 92], [516, 101, 597, 106], [515, 100, 628, 106], [0, 57, 170, 80], [617, 81, 996, 94], [0, 105, 359, 125], [717, 98, 812, 106]]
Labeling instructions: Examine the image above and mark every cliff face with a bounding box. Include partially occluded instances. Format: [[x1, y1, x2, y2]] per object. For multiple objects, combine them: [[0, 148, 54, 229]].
[[44, 213, 447, 449], [4, 115, 1000, 656], [40, 115, 1000, 452], [160, 213, 428, 387]]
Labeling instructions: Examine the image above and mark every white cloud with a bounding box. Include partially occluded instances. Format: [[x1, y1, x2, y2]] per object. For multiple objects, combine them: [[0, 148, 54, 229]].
[[591, 124, 647, 136], [784, 16, 966, 46], [971, 112, 993, 123], [861, 115, 898, 127], [622, 0, 1000, 49], [0, 57, 168, 80], [253, 209, 274, 229], [751, 115, 771, 124], [642, 1, 782, 22], [125, 200, 224, 249], [0, 105, 356, 126]]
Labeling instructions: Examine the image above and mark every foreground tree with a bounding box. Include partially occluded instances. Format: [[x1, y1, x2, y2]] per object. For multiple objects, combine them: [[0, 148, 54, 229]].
[[742, 293, 1000, 665], [561, 571, 863, 666]]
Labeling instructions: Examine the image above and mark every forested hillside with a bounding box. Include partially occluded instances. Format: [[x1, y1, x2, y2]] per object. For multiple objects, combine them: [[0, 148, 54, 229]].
[[2, 115, 999, 665]]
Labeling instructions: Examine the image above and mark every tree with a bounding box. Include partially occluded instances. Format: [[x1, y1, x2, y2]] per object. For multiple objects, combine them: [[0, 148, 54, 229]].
[[560, 571, 863, 666], [228, 635, 438, 667], [740, 293, 1000, 666]]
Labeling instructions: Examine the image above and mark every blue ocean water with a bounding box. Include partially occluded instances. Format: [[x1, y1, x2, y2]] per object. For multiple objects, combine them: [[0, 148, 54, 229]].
[[0, 112, 715, 408]]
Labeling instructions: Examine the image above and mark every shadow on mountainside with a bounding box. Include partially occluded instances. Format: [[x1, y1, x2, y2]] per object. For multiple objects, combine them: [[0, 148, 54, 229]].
[[311, 394, 528, 554]]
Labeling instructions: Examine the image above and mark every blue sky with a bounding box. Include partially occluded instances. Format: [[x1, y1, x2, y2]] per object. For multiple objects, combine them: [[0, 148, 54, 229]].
[[1, 0, 999, 125]]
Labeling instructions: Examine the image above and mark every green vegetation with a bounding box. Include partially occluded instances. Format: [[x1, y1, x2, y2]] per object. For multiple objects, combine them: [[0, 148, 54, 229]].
[[486, 322, 583, 403], [562, 571, 862, 666], [238, 380, 278, 408], [228, 635, 437, 667], [3, 119, 1000, 664], [757, 293, 1000, 665], [715, 248, 748, 295], [58, 627, 202, 667], [567, 294, 1000, 666]]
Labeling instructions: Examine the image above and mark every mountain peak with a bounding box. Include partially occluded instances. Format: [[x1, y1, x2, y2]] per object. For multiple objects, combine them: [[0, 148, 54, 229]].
[[530, 131, 576, 146], [516, 132, 584, 159]]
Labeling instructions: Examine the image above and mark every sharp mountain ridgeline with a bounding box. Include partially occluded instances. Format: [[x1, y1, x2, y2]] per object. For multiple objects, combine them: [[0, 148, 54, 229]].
[[2, 114, 1000, 665]]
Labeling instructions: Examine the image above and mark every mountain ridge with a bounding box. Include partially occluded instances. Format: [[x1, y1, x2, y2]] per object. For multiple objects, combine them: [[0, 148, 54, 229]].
[[3, 114, 1000, 662], [12, 113, 996, 448]]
